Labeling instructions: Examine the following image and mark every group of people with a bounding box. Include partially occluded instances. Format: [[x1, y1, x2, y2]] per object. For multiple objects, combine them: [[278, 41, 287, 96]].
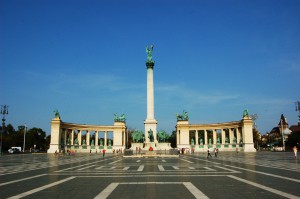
[[207, 148, 218, 158], [113, 148, 123, 156]]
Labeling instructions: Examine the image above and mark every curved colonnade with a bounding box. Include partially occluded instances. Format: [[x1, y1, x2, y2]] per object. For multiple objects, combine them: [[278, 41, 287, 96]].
[[176, 116, 256, 152], [47, 117, 126, 153]]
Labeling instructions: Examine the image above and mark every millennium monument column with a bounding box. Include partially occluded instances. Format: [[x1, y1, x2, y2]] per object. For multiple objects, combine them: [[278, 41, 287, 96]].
[[144, 45, 158, 145]]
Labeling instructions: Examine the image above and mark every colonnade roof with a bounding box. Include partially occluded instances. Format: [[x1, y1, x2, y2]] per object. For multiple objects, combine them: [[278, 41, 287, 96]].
[[176, 120, 243, 130], [60, 122, 126, 131]]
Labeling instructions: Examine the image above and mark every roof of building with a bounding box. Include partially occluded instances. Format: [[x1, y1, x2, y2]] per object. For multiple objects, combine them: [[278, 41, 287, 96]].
[[290, 125, 300, 133], [277, 114, 288, 126]]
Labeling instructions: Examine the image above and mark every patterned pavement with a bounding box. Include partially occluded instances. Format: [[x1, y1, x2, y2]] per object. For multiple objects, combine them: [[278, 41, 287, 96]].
[[0, 151, 299, 199]]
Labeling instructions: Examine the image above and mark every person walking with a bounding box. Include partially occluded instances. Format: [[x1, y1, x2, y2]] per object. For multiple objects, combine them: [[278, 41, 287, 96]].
[[214, 148, 218, 158], [207, 149, 212, 159], [293, 146, 298, 159], [102, 149, 106, 158]]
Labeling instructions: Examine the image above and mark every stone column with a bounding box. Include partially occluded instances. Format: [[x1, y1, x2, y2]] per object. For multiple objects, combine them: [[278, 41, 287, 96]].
[[104, 131, 107, 146], [221, 129, 225, 144], [95, 131, 98, 146], [78, 130, 82, 146], [64, 129, 67, 146], [86, 131, 90, 146], [204, 130, 207, 146], [195, 130, 198, 145], [71, 130, 74, 145], [213, 129, 216, 145], [144, 61, 158, 143], [236, 128, 240, 146], [229, 128, 233, 144]]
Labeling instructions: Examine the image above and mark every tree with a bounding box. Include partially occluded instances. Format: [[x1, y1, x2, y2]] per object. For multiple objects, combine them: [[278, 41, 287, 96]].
[[168, 130, 177, 148], [26, 127, 47, 151], [286, 132, 300, 148], [253, 128, 261, 149]]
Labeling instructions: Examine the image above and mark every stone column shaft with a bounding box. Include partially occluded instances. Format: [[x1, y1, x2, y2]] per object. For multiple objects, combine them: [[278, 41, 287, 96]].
[[204, 130, 207, 145], [71, 130, 74, 145], [147, 66, 155, 120], [95, 131, 98, 146], [213, 129, 216, 145], [221, 129, 225, 144], [195, 130, 198, 145]]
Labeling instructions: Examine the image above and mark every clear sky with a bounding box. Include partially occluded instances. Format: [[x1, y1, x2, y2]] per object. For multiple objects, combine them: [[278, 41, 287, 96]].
[[1, 0, 299, 135]]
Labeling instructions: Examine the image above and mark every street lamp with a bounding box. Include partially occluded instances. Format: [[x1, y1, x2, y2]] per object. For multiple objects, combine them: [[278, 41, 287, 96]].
[[295, 101, 300, 124], [250, 114, 258, 129], [23, 124, 27, 152], [1, 105, 9, 155], [280, 118, 285, 151]]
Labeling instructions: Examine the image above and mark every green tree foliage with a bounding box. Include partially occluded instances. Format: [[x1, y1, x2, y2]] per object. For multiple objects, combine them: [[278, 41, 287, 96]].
[[1, 124, 48, 152], [286, 131, 300, 148], [168, 130, 177, 148], [126, 128, 134, 148]]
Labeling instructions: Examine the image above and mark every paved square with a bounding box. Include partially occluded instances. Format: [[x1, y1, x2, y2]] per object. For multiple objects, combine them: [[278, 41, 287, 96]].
[[0, 152, 299, 198]]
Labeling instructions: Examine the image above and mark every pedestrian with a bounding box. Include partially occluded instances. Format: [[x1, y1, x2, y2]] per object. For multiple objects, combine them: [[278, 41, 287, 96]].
[[214, 148, 218, 158], [293, 146, 298, 159], [207, 149, 212, 159], [102, 149, 106, 158]]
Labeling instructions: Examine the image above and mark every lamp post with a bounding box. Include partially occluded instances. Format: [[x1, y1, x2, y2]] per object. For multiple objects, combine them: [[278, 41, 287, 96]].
[[280, 118, 285, 151], [1, 105, 9, 156], [296, 101, 300, 124], [23, 124, 27, 152]]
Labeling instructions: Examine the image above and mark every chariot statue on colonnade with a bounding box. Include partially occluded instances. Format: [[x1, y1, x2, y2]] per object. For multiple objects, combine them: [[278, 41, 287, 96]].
[[114, 113, 126, 122], [176, 110, 189, 121]]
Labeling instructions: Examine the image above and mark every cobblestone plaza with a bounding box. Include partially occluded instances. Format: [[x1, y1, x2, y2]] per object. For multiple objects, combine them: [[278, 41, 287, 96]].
[[0, 152, 299, 199]]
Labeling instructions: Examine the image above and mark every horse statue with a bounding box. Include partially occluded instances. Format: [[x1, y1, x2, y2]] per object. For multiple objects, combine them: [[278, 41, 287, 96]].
[[157, 130, 169, 143], [114, 113, 126, 122], [176, 110, 189, 121]]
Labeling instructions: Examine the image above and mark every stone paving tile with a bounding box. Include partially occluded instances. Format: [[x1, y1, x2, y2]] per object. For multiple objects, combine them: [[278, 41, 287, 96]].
[[0, 152, 299, 199]]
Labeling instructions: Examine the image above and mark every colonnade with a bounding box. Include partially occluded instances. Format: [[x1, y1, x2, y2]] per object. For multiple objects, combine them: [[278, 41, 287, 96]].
[[47, 117, 127, 153], [176, 116, 256, 152]]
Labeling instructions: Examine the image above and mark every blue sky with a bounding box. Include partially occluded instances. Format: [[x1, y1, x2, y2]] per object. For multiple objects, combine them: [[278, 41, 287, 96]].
[[1, 0, 299, 135]]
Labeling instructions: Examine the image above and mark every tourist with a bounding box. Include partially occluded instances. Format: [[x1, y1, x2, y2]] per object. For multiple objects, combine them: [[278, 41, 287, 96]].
[[102, 149, 106, 158], [293, 146, 298, 159], [214, 148, 218, 158], [207, 149, 212, 159]]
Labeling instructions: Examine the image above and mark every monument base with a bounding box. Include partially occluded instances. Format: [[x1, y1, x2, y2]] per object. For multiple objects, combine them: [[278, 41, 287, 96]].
[[47, 144, 60, 153], [131, 142, 172, 151]]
